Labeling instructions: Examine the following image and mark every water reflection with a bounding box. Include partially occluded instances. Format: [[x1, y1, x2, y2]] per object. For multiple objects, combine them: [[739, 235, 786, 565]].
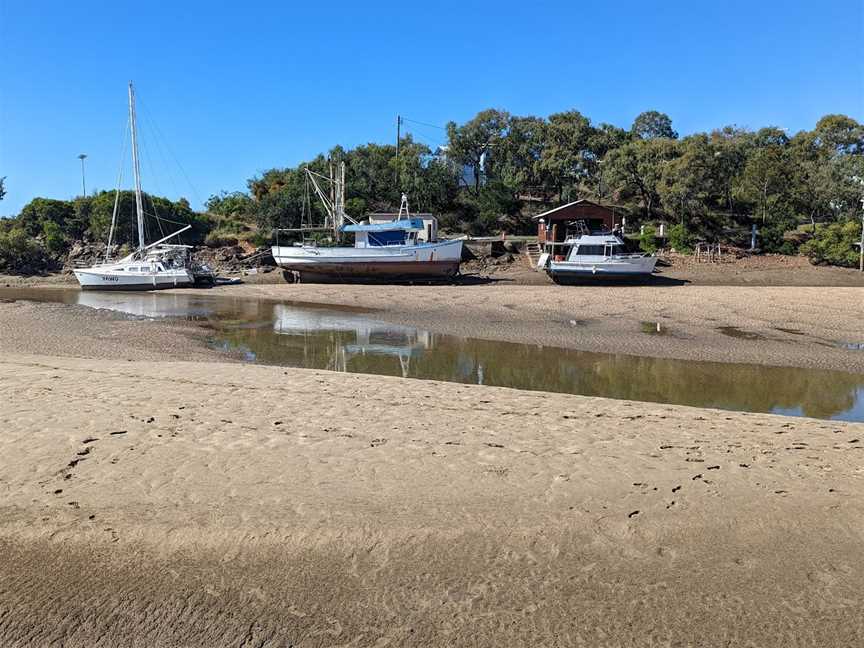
[[2, 287, 863, 422]]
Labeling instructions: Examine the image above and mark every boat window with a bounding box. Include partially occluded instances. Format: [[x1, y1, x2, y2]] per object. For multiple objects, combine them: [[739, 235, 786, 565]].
[[368, 230, 407, 246], [575, 245, 605, 256]]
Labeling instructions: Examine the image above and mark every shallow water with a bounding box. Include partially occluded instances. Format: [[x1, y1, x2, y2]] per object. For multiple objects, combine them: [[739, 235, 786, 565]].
[[3, 287, 863, 422]]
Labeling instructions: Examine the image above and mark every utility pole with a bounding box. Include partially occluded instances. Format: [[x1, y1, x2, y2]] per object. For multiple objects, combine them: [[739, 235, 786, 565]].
[[77, 153, 87, 196], [395, 115, 402, 185]]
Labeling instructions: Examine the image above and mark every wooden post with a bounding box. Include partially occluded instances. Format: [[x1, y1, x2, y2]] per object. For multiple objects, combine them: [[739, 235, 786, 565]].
[[859, 212, 863, 272]]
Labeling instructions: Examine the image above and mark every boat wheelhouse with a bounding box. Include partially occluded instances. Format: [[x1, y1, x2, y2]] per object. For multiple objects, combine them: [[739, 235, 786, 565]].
[[537, 222, 657, 283], [271, 167, 462, 282]]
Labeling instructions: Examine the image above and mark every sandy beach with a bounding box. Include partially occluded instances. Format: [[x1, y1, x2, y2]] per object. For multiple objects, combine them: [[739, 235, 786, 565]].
[[1, 284, 863, 646]]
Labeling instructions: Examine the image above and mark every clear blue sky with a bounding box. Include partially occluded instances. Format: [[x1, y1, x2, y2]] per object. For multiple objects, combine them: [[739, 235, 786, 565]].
[[1, 0, 862, 217]]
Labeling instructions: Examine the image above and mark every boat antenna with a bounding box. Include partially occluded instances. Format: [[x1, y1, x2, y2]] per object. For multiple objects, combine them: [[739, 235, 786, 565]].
[[128, 81, 146, 257]]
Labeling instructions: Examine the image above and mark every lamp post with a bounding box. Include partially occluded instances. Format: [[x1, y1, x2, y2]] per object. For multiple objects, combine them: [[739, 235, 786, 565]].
[[77, 153, 87, 196], [853, 178, 864, 273]]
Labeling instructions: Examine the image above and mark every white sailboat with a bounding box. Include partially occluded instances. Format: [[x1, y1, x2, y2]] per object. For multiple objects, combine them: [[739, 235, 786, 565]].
[[74, 83, 195, 291], [271, 164, 462, 282]]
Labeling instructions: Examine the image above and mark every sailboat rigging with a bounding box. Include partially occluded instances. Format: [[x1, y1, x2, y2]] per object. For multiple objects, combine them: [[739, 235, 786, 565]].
[[74, 83, 197, 291], [271, 162, 463, 282]]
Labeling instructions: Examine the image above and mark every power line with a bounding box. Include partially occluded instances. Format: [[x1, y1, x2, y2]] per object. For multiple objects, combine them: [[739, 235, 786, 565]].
[[401, 116, 446, 131]]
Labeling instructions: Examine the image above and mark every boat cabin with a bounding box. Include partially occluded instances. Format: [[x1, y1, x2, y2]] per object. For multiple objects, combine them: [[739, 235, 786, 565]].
[[342, 218, 426, 248], [565, 234, 629, 260], [367, 212, 438, 242]]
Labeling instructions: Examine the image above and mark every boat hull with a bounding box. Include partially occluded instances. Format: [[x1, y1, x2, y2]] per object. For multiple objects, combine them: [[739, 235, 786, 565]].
[[74, 269, 194, 291], [271, 240, 463, 282], [546, 256, 658, 283]]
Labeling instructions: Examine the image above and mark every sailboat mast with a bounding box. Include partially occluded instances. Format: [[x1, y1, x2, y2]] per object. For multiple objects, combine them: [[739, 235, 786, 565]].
[[128, 82, 146, 256]]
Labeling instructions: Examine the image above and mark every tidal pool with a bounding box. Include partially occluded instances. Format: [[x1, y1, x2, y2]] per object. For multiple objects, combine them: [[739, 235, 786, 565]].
[[3, 287, 863, 422]]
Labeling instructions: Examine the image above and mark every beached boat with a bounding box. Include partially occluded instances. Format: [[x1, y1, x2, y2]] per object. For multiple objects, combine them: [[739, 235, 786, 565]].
[[537, 228, 657, 283], [74, 83, 195, 291], [271, 166, 462, 282]]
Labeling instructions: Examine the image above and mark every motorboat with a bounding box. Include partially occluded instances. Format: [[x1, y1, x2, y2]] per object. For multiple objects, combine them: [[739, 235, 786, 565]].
[[538, 229, 657, 283]]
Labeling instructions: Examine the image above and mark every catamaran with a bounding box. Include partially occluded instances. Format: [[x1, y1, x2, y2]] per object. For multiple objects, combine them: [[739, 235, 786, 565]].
[[271, 164, 462, 282], [74, 83, 195, 291]]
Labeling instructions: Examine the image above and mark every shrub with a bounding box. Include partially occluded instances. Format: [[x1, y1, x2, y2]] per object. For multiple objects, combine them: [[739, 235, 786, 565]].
[[42, 220, 67, 254], [760, 219, 801, 255], [667, 223, 692, 253], [638, 225, 658, 253], [204, 228, 240, 248], [800, 220, 862, 268], [0, 228, 49, 274]]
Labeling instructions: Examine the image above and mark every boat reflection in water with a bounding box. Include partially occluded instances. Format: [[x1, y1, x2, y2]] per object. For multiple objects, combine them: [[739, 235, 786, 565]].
[[1, 287, 863, 422], [271, 305, 435, 378]]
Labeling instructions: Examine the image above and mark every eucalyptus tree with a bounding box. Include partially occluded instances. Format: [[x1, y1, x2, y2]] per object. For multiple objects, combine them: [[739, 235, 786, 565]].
[[537, 110, 597, 200], [605, 137, 680, 220], [445, 109, 511, 193], [632, 111, 678, 140]]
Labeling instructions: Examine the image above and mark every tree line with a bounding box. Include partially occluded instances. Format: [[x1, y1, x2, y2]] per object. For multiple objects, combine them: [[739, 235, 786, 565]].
[[2, 109, 863, 272]]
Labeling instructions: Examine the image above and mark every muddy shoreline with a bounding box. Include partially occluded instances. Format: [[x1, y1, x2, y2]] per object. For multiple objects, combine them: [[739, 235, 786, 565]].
[[2, 282, 863, 374]]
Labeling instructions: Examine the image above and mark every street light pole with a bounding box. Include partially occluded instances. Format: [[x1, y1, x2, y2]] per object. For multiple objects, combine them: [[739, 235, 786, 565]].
[[77, 154, 87, 196], [859, 197, 863, 273]]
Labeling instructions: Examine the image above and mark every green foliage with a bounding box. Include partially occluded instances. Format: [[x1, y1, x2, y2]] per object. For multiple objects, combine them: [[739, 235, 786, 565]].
[[0, 177, 6, 201], [0, 227, 48, 274], [206, 191, 255, 219], [446, 109, 510, 192], [605, 139, 679, 219], [632, 111, 678, 140], [638, 225, 658, 253], [800, 220, 862, 267], [41, 220, 67, 254], [204, 228, 240, 247], [667, 223, 692, 253], [18, 198, 75, 237], [760, 218, 800, 255]]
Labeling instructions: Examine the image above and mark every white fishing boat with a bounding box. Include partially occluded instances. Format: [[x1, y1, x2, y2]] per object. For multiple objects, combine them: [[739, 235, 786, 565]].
[[538, 225, 657, 283], [74, 83, 195, 291], [271, 164, 462, 282]]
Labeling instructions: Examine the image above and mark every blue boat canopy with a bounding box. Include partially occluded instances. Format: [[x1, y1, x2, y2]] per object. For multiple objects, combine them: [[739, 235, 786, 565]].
[[341, 218, 425, 233]]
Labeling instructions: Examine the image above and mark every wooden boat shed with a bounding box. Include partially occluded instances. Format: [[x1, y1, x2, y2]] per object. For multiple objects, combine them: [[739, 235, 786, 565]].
[[533, 199, 621, 245]]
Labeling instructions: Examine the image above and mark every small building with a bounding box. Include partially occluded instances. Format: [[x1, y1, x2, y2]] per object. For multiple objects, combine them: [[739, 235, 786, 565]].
[[532, 199, 621, 246], [367, 212, 438, 242]]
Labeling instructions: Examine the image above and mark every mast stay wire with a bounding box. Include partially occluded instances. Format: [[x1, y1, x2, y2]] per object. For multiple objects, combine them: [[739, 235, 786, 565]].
[[137, 132, 167, 241], [106, 115, 130, 260], [138, 95, 205, 209]]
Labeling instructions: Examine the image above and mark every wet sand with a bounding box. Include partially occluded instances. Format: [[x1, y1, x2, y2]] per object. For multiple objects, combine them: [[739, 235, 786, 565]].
[[174, 282, 864, 373], [1, 352, 863, 647]]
